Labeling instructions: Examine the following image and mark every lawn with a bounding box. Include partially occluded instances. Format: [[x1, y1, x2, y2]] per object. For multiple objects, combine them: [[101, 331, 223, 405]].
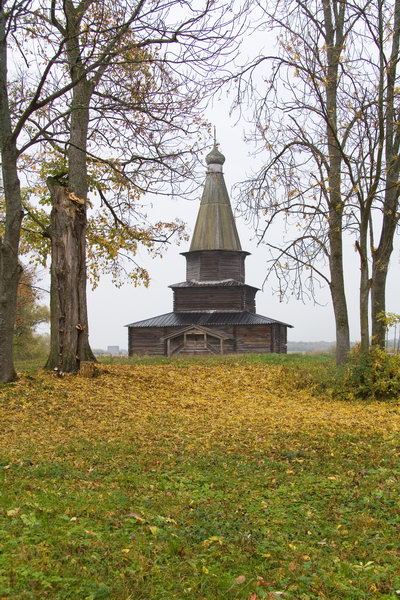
[[1, 356, 400, 599]]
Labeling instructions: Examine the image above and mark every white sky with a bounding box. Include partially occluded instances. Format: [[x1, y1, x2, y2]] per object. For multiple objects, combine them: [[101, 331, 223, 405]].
[[85, 98, 399, 350]]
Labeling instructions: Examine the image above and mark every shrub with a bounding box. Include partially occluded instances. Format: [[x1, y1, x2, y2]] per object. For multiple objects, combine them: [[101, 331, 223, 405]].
[[13, 268, 49, 359], [14, 332, 49, 361], [339, 345, 400, 401]]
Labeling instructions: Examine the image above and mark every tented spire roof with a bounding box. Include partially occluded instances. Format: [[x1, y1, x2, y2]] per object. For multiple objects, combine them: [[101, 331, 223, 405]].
[[189, 145, 242, 252]]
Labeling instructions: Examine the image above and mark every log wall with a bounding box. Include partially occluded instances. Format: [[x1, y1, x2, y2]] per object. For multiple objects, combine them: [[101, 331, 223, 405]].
[[234, 324, 271, 353], [129, 327, 166, 355], [184, 250, 246, 282], [271, 324, 288, 354], [128, 323, 288, 356], [173, 286, 256, 312]]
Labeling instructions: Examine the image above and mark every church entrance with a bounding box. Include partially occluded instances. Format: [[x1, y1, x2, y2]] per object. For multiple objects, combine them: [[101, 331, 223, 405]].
[[168, 331, 210, 356], [184, 333, 207, 351], [163, 326, 231, 357]]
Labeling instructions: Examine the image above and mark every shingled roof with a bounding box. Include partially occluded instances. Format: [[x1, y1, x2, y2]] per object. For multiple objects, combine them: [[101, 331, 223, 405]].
[[189, 144, 242, 252]]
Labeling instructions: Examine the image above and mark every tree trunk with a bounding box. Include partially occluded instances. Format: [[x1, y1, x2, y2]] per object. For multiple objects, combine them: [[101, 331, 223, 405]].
[[329, 222, 350, 365], [45, 181, 95, 372], [359, 267, 371, 354], [324, 1, 350, 365], [371, 0, 400, 347], [371, 249, 391, 348], [370, 184, 400, 350], [45, 0, 95, 372], [356, 230, 371, 354], [0, 6, 23, 382], [370, 169, 399, 348], [0, 148, 23, 382]]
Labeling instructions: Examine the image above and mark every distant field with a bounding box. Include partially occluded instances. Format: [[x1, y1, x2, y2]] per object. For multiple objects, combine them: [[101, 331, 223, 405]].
[[1, 358, 400, 599]]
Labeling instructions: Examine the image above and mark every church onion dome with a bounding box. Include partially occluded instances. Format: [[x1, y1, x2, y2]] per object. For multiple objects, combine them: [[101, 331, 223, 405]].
[[206, 144, 225, 165]]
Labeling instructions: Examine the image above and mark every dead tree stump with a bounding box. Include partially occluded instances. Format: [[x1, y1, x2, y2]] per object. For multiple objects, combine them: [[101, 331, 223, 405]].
[[79, 361, 97, 378]]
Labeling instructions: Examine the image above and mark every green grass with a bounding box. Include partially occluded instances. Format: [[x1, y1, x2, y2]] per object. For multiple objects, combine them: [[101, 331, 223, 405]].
[[15, 351, 333, 369], [14, 357, 49, 376], [2, 434, 400, 599], [100, 351, 334, 367], [1, 356, 400, 599]]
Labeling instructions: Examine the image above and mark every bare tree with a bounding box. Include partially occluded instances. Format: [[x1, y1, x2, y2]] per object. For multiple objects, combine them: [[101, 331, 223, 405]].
[[235, 0, 360, 364], [234, 0, 400, 363], [369, 0, 400, 347]]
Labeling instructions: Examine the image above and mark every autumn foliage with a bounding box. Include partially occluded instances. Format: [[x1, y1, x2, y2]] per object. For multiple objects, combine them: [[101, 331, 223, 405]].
[[14, 270, 49, 359]]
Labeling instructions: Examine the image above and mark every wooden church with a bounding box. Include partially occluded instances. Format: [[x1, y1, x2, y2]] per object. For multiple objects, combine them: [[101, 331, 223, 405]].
[[127, 144, 292, 356]]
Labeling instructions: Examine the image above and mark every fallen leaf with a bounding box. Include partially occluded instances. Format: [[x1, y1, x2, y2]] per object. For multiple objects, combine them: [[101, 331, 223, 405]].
[[149, 525, 159, 535], [125, 512, 145, 523], [203, 535, 224, 546]]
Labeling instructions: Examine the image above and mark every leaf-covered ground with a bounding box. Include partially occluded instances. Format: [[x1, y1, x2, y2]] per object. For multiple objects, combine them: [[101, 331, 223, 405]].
[[1, 360, 400, 599]]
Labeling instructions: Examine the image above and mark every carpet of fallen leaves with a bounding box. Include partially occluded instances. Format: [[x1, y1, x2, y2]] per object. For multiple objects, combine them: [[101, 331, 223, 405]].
[[1, 362, 400, 600], [2, 363, 400, 458]]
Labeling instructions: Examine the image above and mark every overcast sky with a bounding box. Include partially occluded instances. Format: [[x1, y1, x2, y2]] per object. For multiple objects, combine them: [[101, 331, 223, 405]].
[[31, 16, 399, 352], [85, 98, 399, 351]]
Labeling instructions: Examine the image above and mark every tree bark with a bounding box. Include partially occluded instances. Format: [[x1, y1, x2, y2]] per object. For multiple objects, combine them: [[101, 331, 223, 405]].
[[324, 0, 350, 365], [0, 5, 23, 382], [45, 0, 95, 371], [0, 148, 23, 382], [329, 216, 350, 364], [371, 260, 389, 347], [45, 181, 95, 372], [370, 0, 400, 348], [356, 229, 371, 354], [371, 164, 400, 349]]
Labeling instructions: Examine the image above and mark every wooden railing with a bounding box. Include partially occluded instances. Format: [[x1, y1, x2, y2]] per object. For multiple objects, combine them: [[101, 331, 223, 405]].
[[171, 343, 220, 356], [170, 343, 184, 356]]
